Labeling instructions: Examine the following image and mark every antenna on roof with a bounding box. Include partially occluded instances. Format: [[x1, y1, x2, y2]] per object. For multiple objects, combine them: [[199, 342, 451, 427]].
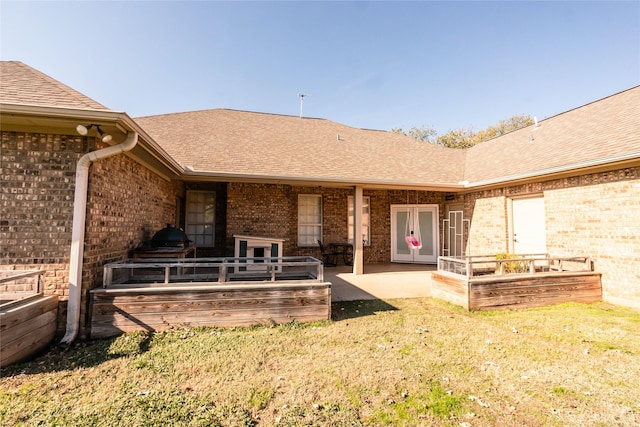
[[298, 92, 311, 118]]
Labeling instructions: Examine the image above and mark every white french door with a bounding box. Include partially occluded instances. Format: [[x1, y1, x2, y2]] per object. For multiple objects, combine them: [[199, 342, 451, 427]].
[[391, 205, 439, 263]]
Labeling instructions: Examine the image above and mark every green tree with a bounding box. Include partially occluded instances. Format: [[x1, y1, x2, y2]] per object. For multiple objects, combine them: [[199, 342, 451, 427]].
[[394, 115, 534, 149], [391, 125, 437, 143]]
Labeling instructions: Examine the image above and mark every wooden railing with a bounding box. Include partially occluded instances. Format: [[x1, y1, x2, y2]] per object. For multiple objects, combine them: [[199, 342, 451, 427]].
[[103, 257, 324, 288], [0, 270, 45, 308], [437, 254, 593, 279]]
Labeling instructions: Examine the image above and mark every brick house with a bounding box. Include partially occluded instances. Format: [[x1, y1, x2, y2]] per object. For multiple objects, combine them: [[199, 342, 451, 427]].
[[1, 61, 638, 340]]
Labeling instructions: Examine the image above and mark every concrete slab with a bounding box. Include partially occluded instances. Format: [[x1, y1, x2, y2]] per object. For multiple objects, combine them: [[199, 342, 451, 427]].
[[326, 263, 436, 301]]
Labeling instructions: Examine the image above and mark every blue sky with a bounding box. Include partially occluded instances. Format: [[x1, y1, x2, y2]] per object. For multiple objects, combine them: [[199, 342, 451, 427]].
[[1, 1, 638, 133]]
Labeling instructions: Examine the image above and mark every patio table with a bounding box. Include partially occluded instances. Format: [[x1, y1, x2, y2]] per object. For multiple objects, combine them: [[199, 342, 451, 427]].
[[329, 243, 353, 266]]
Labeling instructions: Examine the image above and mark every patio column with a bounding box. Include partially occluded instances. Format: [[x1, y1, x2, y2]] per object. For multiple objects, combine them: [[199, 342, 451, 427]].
[[353, 186, 364, 275]]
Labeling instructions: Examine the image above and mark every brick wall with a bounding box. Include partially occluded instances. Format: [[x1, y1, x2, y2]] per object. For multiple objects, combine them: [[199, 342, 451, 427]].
[[225, 183, 445, 263], [2, 132, 90, 266], [466, 196, 509, 255], [2, 131, 91, 321], [545, 174, 639, 309], [452, 166, 639, 309], [2, 131, 182, 335], [80, 142, 182, 334]]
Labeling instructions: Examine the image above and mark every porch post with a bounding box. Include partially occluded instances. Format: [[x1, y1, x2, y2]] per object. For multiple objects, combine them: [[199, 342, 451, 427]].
[[353, 186, 364, 275]]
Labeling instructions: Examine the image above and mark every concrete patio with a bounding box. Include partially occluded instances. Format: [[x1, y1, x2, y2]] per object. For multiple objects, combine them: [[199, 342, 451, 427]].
[[325, 263, 436, 301]]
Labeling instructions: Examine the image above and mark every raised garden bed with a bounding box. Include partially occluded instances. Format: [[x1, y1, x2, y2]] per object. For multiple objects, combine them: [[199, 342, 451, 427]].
[[432, 254, 602, 310], [1, 270, 58, 368], [90, 257, 331, 338]]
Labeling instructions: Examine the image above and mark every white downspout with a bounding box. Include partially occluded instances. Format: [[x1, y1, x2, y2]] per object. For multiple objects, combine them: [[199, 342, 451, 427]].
[[60, 131, 139, 344]]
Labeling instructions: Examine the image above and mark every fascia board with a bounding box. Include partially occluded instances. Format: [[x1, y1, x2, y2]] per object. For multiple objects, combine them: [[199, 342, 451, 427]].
[[181, 169, 466, 191], [1, 102, 183, 174], [463, 151, 640, 189]]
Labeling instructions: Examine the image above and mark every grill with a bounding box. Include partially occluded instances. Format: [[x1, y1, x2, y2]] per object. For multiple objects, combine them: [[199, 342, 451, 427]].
[[150, 224, 192, 248]]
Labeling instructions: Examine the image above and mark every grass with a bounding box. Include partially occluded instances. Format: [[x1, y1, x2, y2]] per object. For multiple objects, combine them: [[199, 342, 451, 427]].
[[1, 299, 639, 426]]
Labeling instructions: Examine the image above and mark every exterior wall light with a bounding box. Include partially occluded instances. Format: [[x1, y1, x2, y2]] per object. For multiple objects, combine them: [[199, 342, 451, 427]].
[[76, 124, 113, 143]]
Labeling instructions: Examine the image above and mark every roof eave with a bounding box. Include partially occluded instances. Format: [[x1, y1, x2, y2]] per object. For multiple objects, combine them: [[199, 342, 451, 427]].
[[0, 102, 184, 176], [462, 151, 640, 190], [181, 169, 465, 191]]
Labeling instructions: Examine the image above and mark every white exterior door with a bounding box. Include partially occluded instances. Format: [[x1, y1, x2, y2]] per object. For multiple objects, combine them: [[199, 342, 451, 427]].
[[391, 205, 439, 263], [512, 197, 547, 254]]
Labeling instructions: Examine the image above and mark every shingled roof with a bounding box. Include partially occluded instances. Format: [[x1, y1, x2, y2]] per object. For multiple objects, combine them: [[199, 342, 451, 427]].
[[3, 61, 637, 189], [464, 86, 640, 185], [136, 86, 639, 188], [0, 61, 108, 110], [135, 109, 467, 187]]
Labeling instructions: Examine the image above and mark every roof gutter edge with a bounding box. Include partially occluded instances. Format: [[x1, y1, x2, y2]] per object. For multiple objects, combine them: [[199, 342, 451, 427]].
[[463, 151, 640, 189], [0, 102, 184, 174], [182, 169, 465, 190]]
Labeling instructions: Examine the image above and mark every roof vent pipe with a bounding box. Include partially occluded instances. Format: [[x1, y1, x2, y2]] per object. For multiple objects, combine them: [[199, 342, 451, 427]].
[[60, 131, 139, 345]]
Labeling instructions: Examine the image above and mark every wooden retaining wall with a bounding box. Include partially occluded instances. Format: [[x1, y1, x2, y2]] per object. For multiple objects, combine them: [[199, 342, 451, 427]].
[[1, 295, 58, 368], [431, 271, 602, 311], [431, 271, 469, 310], [90, 282, 332, 339]]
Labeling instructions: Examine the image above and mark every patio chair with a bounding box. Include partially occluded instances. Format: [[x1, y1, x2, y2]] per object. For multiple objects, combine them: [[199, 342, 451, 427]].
[[316, 240, 338, 267]]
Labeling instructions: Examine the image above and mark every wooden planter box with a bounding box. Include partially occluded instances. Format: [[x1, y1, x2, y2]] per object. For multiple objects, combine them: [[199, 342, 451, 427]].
[[90, 283, 331, 338], [432, 255, 602, 310], [1, 270, 58, 368], [90, 257, 330, 338]]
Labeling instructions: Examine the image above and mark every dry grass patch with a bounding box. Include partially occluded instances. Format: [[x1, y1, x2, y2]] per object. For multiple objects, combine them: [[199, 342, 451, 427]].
[[1, 299, 639, 426]]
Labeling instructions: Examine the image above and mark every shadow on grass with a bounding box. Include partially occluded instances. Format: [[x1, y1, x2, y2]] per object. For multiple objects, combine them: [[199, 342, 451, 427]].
[[0, 330, 153, 377], [3, 301, 399, 377], [331, 299, 399, 321]]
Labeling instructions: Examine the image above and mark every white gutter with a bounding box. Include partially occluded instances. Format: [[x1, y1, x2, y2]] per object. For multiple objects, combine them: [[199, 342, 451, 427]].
[[60, 131, 139, 344], [462, 151, 640, 189], [181, 168, 466, 191]]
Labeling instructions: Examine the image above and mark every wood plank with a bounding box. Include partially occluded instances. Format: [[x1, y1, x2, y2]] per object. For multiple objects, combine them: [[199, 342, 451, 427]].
[[432, 269, 601, 311], [92, 295, 330, 316], [89, 283, 331, 338], [431, 272, 469, 309], [91, 285, 330, 303], [91, 296, 330, 321], [469, 274, 601, 310], [0, 295, 58, 332], [90, 305, 330, 339], [1, 310, 57, 368], [92, 287, 330, 303], [470, 277, 601, 299], [92, 304, 330, 326]]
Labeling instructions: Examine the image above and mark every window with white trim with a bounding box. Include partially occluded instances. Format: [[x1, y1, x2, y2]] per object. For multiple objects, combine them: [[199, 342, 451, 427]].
[[298, 194, 322, 246], [185, 190, 215, 246], [348, 196, 371, 245]]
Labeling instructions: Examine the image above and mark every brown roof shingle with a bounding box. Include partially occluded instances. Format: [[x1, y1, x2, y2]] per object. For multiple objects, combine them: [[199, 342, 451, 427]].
[[137, 87, 639, 188], [0, 61, 108, 110], [135, 109, 467, 187], [464, 86, 640, 184]]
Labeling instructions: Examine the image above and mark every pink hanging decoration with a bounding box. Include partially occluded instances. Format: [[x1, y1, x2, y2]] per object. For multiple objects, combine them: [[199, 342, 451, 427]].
[[405, 235, 422, 250]]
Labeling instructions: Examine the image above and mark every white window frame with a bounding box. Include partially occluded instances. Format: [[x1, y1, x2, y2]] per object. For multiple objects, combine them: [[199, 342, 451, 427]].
[[185, 190, 215, 247], [298, 194, 322, 246], [348, 195, 371, 246]]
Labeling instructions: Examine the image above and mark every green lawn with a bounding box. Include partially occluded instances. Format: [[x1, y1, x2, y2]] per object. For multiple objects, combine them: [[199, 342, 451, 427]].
[[1, 299, 639, 426]]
